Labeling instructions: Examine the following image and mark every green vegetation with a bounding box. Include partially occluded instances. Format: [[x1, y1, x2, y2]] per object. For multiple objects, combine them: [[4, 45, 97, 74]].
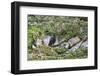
[[28, 15, 88, 60]]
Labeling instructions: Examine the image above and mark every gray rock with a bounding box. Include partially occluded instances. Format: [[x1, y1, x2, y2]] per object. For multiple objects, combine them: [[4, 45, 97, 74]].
[[68, 36, 80, 47], [81, 40, 88, 48], [69, 41, 83, 52], [43, 36, 58, 46], [43, 36, 51, 46], [54, 37, 59, 45]]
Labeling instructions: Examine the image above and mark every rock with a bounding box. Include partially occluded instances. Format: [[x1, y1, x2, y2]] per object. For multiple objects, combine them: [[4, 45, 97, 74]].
[[43, 36, 51, 46], [69, 41, 83, 52], [49, 36, 56, 46], [81, 40, 88, 48], [68, 36, 81, 47], [54, 37, 59, 45], [69, 38, 88, 52], [43, 36, 58, 46]]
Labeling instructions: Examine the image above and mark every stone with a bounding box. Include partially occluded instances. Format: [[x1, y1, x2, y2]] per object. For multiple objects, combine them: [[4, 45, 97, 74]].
[[43, 36, 51, 46], [69, 41, 83, 52], [68, 36, 81, 47], [54, 37, 59, 45], [81, 40, 88, 48]]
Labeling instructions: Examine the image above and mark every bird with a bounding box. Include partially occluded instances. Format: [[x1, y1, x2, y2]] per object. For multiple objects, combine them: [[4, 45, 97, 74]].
[[48, 35, 56, 46]]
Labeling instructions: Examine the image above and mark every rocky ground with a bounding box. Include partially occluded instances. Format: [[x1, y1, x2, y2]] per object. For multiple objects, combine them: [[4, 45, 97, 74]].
[[28, 36, 88, 60], [27, 15, 88, 60]]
